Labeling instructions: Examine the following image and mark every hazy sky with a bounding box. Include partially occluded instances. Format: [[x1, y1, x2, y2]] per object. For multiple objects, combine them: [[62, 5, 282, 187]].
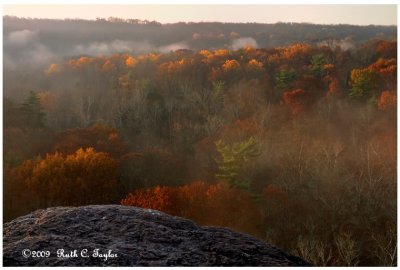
[[3, 5, 397, 25]]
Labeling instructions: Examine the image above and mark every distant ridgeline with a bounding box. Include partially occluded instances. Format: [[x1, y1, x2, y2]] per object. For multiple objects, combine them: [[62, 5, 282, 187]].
[[3, 15, 396, 57]]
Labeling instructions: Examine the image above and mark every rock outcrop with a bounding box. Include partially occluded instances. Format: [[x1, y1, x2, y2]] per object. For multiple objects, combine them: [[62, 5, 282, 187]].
[[3, 205, 310, 266]]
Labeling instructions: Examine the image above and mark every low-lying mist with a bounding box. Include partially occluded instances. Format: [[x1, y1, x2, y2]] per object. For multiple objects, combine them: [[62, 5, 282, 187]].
[[4, 17, 396, 69]]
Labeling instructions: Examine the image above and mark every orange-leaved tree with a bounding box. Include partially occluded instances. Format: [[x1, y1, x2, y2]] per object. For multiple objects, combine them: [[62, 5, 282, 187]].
[[283, 89, 312, 116], [11, 147, 118, 209], [121, 181, 261, 236], [378, 91, 397, 111]]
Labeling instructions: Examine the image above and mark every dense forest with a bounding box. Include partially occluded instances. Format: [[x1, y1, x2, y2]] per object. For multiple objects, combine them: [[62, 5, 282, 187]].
[[3, 16, 396, 70], [3, 17, 397, 266]]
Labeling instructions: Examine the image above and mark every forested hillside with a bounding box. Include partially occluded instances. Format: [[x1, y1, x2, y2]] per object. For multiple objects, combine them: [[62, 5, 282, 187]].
[[3, 16, 396, 69], [3, 17, 397, 266]]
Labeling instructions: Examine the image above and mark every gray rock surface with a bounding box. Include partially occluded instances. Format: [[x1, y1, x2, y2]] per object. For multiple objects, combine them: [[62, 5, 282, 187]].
[[3, 205, 310, 266]]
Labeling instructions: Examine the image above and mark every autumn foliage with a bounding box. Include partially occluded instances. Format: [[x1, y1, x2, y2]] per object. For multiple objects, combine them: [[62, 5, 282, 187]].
[[52, 125, 128, 158], [349, 68, 379, 100], [125, 56, 138, 68], [121, 181, 261, 235], [4, 36, 397, 266], [10, 148, 118, 210], [283, 89, 312, 115], [378, 91, 397, 111], [369, 58, 397, 77], [222, 59, 241, 72]]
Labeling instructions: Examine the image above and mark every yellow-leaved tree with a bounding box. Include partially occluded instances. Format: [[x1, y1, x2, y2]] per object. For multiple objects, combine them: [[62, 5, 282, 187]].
[[11, 148, 118, 210]]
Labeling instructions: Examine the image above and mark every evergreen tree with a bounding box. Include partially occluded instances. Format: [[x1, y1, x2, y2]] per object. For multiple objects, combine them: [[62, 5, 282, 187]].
[[276, 69, 296, 91], [215, 136, 260, 190], [311, 53, 327, 78]]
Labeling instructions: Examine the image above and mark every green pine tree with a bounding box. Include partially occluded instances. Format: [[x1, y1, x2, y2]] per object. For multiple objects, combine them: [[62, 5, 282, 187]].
[[215, 136, 260, 190], [311, 53, 327, 78], [276, 69, 296, 91]]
